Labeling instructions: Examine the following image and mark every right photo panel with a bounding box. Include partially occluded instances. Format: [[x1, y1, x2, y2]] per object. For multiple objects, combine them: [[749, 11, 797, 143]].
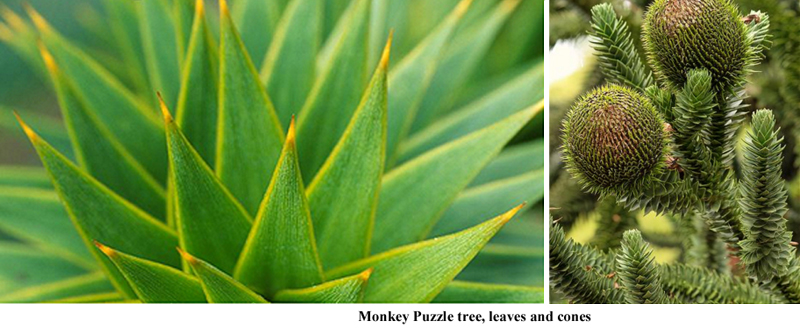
[[549, 0, 800, 304]]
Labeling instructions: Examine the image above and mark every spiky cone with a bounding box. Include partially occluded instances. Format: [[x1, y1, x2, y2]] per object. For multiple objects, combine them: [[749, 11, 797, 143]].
[[562, 84, 667, 194], [0, 0, 545, 303], [642, 0, 748, 92]]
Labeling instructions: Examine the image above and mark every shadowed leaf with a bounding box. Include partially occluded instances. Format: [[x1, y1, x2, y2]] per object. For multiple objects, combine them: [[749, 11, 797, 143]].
[[230, 0, 288, 65], [0, 243, 90, 295], [216, 0, 285, 215], [235, 120, 323, 297], [469, 140, 544, 187], [0, 272, 113, 303], [137, 0, 181, 108], [0, 106, 73, 161], [306, 37, 390, 269], [327, 205, 522, 303]]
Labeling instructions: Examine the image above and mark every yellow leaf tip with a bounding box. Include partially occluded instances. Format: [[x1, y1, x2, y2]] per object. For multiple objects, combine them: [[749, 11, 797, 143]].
[[379, 31, 393, 70], [157, 92, 174, 124], [93, 241, 116, 257], [176, 248, 198, 265], [37, 42, 57, 73], [286, 115, 297, 145], [13, 111, 39, 143], [22, 3, 48, 32], [194, 0, 205, 15], [359, 268, 374, 281], [219, 0, 230, 16], [499, 203, 525, 224]]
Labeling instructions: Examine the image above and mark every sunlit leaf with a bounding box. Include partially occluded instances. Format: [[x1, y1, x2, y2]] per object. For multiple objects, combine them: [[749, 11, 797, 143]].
[[306, 38, 389, 269], [96, 243, 206, 303], [0, 272, 113, 303], [296, 0, 370, 179], [327, 205, 522, 303], [216, 0, 285, 215], [234, 120, 323, 297], [430, 170, 544, 237], [27, 8, 167, 183], [175, 0, 218, 166], [410, 0, 518, 131], [385, 0, 471, 163], [432, 281, 544, 303], [372, 105, 541, 253], [179, 249, 267, 303], [260, 0, 322, 125], [273, 268, 372, 303], [40, 46, 166, 220], [399, 65, 545, 162], [0, 187, 93, 266], [161, 99, 252, 274], [17, 117, 179, 298]]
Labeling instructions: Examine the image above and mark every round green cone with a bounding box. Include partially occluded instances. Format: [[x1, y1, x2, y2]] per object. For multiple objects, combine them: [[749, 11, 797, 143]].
[[643, 0, 747, 92], [562, 84, 666, 191]]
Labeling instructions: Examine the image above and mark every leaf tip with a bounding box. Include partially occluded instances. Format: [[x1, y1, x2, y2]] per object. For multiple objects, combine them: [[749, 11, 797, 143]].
[[219, 0, 230, 17], [379, 31, 393, 70], [37, 41, 57, 74], [194, 0, 205, 16], [358, 267, 374, 281], [454, 0, 474, 18], [22, 2, 48, 32], [13, 111, 39, 143], [499, 203, 526, 224], [286, 115, 297, 145], [176, 248, 198, 265], [157, 92, 174, 124], [93, 241, 116, 257]]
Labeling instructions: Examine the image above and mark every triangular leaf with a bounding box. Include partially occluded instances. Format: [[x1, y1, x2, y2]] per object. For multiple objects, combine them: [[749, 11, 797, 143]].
[[234, 119, 324, 297], [410, 0, 518, 131], [0, 106, 73, 161], [137, 0, 181, 109], [175, 0, 219, 166], [327, 205, 521, 303], [306, 37, 390, 269], [296, 0, 371, 179], [162, 99, 252, 274], [179, 249, 268, 303], [17, 116, 179, 298], [273, 268, 372, 303], [385, 0, 471, 162], [0, 272, 113, 303], [96, 243, 206, 303], [27, 8, 167, 183], [0, 187, 93, 266], [259, 0, 323, 125], [40, 46, 166, 220], [372, 105, 540, 253], [430, 170, 544, 237], [216, 0, 285, 215], [432, 281, 544, 303]]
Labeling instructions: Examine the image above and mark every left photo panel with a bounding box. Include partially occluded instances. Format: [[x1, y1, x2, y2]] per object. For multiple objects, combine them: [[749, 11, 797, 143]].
[[0, 0, 545, 303]]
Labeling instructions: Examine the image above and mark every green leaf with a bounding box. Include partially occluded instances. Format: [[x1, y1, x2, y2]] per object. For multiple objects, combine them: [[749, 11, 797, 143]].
[[179, 249, 267, 303], [0, 272, 114, 303], [385, 0, 470, 162], [230, 0, 288, 65], [162, 100, 253, 274], [0, 187, 93, 267], [470, 140, 544, 187], [0, 6, 46, 79], [216, 0, 285, 215], [259, 0, 322, 125], [96, 243, 206, 303], [17, 118, 179, 299], [430, 170, 544, 237], [0, 106, 73, 161], [457, 243, 545, 286], [28, 9, 167, 183], [0, 243, 90, 294], [137, 0, 181, 109], [175, 0, 219, 166], [306, 40, 389, 270], [234, 121, 324, 297], [51, 292, 123, 303], [41, 47, 166, 220], [273, 268, 372, 303], [327, 205, 521, 303], [173, 0, 195, 60], [0, 166, 52, 190], [102, 0, 151, 97], [296, 0, 371, 179], [410, 0, 518, 131], [398, 64, 545, 162], [432, 281, 544, 303], [372, 105, 540, 253], [322, 0, 351, 40]]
